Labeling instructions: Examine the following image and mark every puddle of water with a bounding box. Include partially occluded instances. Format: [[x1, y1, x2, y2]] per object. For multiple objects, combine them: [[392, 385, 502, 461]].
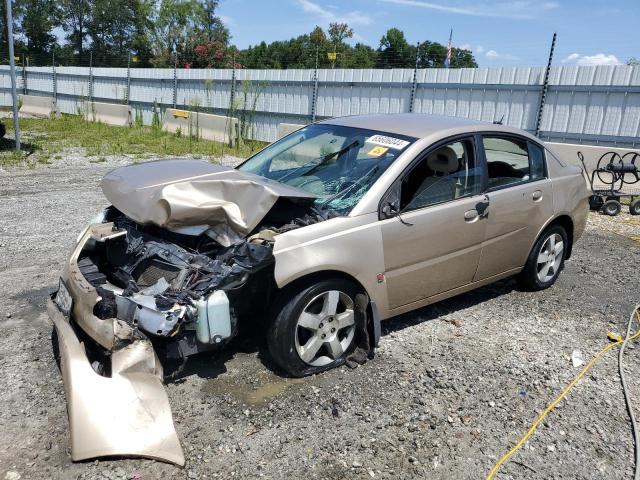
[[201, 372, 306, 406]]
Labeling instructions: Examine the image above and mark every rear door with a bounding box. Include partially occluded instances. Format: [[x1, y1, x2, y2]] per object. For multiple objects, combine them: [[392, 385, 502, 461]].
[[380, 136, 488, 309], [474, 135, 554, 280]]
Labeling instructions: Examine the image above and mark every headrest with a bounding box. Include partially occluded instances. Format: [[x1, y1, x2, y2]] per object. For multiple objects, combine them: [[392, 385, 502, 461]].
[[426, 146, 458, 174]]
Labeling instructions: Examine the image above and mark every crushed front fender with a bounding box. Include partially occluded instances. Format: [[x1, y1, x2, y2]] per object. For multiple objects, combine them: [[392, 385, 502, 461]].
[[48, 298, 185, 466]]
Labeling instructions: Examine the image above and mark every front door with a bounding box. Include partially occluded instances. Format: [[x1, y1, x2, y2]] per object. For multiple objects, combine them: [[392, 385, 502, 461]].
[[380, 136, 487, 309], [474, 135, 554, 280]]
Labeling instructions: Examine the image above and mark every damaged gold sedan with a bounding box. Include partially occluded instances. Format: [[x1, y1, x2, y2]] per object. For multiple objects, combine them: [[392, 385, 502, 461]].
[[49, 114, 589, 465]]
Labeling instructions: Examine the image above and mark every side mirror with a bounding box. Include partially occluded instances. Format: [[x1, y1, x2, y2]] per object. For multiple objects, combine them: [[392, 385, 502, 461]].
[[381, 202, 399, 219]]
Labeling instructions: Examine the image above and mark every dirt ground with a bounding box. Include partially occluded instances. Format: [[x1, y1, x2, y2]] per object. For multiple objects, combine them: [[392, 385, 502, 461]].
[[1, 155, 639, 480]]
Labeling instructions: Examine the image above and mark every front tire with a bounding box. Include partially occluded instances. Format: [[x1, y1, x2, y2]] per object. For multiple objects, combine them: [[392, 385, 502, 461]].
[[267, 279, 358, 377], [518, 225, 568, 291]]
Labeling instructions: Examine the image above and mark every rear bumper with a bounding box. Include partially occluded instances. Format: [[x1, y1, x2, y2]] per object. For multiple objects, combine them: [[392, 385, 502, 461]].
[[48, 296, 185, 465]]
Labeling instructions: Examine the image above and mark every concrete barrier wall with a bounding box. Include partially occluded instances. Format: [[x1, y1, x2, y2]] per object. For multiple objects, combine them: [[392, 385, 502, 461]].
[[19, 95, 58, 117], [163, 108, 238, 145], [85, 101, 132, 127], [276, 123, 306, 139]]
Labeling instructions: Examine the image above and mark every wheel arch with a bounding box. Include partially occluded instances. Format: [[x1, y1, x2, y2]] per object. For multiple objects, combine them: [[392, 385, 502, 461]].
[[275, 269, 370, 300], [536, 214, 575, 259]]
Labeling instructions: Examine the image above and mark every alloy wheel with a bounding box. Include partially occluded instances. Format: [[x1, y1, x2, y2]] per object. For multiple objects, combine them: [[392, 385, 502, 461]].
[[294, 290, 356, 366], [536, 233, 564, 283]]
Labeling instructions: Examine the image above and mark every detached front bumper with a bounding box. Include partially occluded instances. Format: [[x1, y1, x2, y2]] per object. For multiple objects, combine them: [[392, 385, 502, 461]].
[[48, 229, 185, 466]]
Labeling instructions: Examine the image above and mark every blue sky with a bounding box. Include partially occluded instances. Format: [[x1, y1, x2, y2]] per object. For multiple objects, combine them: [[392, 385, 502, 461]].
[[217, 0, 639, 67]]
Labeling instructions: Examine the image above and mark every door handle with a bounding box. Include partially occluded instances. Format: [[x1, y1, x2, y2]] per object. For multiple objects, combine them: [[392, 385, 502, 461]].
[[532, 190, 543, 201], [464, 209, 479, 222]]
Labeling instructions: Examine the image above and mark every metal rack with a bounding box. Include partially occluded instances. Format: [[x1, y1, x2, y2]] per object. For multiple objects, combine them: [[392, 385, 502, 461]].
[[580, 150, 640, 216]]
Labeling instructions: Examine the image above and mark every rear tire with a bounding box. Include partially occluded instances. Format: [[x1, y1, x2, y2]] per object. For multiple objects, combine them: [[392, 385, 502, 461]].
[[267, 279, 359, 377], [518, 225, 568, 291], [602, 199, 622, 216]]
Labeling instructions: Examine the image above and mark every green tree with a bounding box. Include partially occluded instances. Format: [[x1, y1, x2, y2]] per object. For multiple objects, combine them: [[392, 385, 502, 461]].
[[377, 28, 413, 68], [88, 0, 151, 65], [342, 43, 377, 68], [151, 0, 229, 67], [309, 25, 327, 50], [417, 41, 477, 68], [628, 58, 640, 66], [15, 0, 59, 58], [327, 22, 352, 67], [202, 0, 228, 43], [60, 0, 91, 63], [449, 46, 477, 68]]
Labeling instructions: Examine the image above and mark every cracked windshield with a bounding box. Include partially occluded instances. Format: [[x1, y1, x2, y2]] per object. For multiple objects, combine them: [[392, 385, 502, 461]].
[[238, 124, 416, 213]]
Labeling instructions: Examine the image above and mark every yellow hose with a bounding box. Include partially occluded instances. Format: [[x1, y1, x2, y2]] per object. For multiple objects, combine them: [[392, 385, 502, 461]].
[[486, 308, 640, 480]]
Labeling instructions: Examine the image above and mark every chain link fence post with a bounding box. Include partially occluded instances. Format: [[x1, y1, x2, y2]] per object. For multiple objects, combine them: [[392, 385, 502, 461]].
[[229, 53, 236, 112], [125, 52, 131, 105], [408, 42, 420, 113], [311, 46, 319, 123], [172, 58, 178, 108], [21, 55, 27, 95], [52, 51, 58, 115], [89, 51, 94, 103], [535, 32, 556, 137]]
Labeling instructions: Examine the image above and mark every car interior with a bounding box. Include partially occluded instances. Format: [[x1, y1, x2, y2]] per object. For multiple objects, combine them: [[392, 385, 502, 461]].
[[400, 139, 480, 210], [484, 137, 531, 189]]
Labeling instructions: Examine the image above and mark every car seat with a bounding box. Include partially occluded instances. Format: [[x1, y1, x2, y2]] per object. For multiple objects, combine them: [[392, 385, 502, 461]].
[[405, 146, 459, 209]]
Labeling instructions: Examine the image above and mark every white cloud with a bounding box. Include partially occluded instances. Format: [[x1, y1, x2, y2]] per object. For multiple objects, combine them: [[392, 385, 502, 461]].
[[218, 14, 234, 26], [562, 53, 621, 66], [376, 0, 558, 19], [295, 0, 373, 26], [485, 49, 519, 61], [458, 43, 485, 54]]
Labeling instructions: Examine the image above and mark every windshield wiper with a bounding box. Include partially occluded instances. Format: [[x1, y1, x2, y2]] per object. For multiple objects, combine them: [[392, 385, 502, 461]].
[[276, 140, 360, 183]]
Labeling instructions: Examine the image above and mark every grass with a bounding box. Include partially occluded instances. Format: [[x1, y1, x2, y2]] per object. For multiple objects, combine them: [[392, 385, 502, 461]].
[[0, 114, 267, 167]]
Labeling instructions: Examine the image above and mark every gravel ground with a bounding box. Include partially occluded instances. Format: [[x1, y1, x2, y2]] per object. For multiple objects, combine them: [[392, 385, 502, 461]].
[[0, 154, 639, 480]]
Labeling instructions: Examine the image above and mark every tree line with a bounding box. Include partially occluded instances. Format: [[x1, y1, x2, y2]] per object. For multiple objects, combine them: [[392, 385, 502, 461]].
[[0, 0, 477, 69]]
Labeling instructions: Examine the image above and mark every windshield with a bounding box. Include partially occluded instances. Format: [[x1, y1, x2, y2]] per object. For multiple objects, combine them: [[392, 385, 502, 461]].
[[237, 124, 416, 214]]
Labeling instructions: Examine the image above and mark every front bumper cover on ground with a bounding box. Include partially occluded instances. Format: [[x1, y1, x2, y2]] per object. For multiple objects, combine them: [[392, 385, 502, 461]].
[[48, 297, 185, 466]]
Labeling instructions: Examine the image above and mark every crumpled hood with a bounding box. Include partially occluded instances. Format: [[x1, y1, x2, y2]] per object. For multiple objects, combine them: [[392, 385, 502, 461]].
[[101, 159, 317, 236]]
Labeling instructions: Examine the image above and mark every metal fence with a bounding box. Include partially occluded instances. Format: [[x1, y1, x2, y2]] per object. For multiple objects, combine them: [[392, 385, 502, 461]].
[[0, 64, 639, 147]]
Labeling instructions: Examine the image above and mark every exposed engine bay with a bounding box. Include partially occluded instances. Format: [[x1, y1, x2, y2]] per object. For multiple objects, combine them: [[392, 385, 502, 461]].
[[76, 204, 337, 372]]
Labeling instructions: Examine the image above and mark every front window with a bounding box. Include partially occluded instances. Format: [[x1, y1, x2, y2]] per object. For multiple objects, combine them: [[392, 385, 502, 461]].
[[399, 137, 483, 211], [238, 124, 416, 213]]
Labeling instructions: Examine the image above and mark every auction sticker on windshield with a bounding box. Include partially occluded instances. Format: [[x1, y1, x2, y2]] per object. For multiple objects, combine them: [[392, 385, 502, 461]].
[[367, 135, 410, 150], [367, 146, 389, 157]]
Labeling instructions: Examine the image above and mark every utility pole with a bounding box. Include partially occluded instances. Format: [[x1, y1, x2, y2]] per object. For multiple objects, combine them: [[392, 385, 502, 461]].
[[5, 0, 20, 151], [535, 32, 557, 137]]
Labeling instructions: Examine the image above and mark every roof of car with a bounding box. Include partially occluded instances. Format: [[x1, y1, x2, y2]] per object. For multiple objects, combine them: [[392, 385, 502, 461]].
[[319, 113, 516, 140]]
